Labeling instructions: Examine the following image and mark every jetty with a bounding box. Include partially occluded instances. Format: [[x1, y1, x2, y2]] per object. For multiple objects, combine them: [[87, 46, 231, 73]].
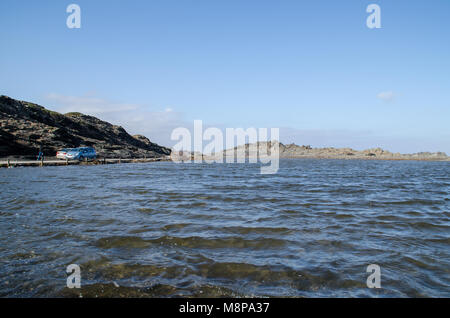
[[0, 157, 171, 168]]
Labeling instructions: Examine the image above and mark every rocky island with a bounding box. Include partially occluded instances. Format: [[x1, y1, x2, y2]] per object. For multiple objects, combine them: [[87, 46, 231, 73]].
[[208, 141, 449, 162]]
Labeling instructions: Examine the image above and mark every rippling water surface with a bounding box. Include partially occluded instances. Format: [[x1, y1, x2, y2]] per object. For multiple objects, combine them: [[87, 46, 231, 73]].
[[0, 159, 449, 297]]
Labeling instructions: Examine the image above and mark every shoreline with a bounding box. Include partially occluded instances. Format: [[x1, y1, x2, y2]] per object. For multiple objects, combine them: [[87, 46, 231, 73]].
[[277, 155, 450, 162]]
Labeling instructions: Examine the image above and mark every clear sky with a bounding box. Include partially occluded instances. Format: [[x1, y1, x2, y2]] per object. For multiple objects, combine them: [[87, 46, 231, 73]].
[[1, 0, 449, 153]]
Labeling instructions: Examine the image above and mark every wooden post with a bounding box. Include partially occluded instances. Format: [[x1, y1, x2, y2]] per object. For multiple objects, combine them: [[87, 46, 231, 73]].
[[7, 159, 10, 168]]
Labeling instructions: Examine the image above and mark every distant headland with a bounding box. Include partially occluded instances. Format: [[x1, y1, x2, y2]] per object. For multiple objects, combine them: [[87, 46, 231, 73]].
[[208, 142, 449, 162]]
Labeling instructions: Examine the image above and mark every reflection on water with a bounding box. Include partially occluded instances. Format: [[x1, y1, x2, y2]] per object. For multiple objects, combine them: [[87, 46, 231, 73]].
[[0, 159, 449, 297]]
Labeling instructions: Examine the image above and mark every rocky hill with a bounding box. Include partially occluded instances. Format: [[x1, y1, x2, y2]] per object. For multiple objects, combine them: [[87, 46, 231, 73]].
[[278, 143, 448, 160], [0, 95, 171, 159], [209, 141, 449, 161]]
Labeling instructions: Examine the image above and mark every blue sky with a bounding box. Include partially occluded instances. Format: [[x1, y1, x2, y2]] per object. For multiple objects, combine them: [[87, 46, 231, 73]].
[[1, 0, 449, 153]]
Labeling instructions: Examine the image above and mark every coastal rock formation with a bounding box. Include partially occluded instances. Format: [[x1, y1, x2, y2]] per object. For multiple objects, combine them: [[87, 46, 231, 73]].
[[278, 143, 448, 160], [211, 141, 449, 161], [0, 95, 171, 159]]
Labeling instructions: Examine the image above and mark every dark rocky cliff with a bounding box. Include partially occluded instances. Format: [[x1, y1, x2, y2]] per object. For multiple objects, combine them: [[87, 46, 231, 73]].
[[0, 95, 171, 159]]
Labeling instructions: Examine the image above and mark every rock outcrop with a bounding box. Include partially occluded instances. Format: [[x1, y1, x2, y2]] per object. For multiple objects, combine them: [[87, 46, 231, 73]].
[[0, 95, 171, 159], [210, 141, 449, 161]]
